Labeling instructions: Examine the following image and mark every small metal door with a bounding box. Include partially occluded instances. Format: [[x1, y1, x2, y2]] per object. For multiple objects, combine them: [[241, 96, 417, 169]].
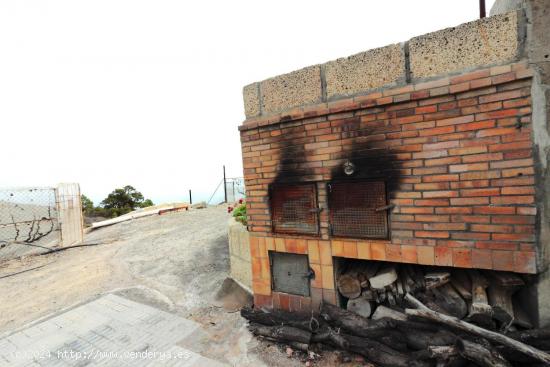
[[270, 252, 311, 296]]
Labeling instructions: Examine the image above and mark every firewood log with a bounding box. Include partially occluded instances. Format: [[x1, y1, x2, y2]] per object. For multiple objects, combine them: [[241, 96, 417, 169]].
[[337, 273, 362, 299], [455, 338, 512, 367], [369, 265, 397, 289], [467, 270, 495, 329], [432, 283, 468, 319], [346, 296, 373, 318], [320, 302, 395, 337], [248, 323, 312, 344], [241, 307, 321, 332], [405, 293, 550, 365]]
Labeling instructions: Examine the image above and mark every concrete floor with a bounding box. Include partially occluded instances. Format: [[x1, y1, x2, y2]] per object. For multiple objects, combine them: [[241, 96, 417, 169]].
[[0, 294, 225, 366]]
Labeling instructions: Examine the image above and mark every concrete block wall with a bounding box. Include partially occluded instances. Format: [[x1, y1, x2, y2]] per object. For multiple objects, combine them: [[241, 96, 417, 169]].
[[243, 11, 522, 119], [228, 218, 252, 290]]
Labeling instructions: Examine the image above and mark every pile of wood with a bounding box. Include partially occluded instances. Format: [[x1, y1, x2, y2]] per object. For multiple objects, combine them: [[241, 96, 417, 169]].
[[335, 261, 531, 332], [241, 262, 550, 366], [241, 295, 550, 366]]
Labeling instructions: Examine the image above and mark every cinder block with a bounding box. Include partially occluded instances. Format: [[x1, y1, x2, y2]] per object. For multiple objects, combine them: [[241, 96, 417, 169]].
[[243, 82, 261, 118], [325, 44, 406, 99], [260, 65, 322, 115], [409, 11, 519, 79]]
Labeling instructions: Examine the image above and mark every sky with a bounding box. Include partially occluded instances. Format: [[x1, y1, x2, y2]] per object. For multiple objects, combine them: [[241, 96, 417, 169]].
[[0, 0, 496, 205]]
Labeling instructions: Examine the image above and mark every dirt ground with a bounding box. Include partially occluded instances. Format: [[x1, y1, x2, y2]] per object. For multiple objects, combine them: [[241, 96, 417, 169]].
[[0, 206, 358, 366]]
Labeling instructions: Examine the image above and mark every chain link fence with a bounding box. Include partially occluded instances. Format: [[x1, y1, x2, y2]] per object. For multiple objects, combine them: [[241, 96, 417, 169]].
[[225, 177, 246, 203], [0, 187, 59, 244], [0, 183, 83, 262]]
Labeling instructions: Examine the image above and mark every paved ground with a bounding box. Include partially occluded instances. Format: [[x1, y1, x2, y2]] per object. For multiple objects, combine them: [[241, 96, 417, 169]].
[[0, 294, 225, 366], [0, 207, 311, 367]]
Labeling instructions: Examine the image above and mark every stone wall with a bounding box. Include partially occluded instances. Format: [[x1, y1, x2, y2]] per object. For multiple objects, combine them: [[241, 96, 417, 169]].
[[243, 11, 522, 119], [228, 217, 252, 291]]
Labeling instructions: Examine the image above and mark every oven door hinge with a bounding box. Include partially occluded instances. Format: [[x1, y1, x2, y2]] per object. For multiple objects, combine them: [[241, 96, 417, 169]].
[[375, 204, 395, 212]]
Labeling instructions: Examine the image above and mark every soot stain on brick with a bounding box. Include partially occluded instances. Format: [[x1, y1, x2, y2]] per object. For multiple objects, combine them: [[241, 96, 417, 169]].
[[271, 116, 407, 191]]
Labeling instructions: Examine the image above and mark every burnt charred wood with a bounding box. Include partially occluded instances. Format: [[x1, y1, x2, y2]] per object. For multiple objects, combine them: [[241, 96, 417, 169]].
[[241, 307, 320, 332], [495, 345, 546, 364], [261, 336, 309, 352], [405, 293, 550, 365], [432, 283, 468, 319], [506, 327, 550, 343], [425, 272, 451, 289], [310, 327, 349, 350], [320, 302, 395, 337], [249, 323, 311, 345], [456, 338, 512, 367], [404, 330, 457, 351], [324, 332, 414, 367]]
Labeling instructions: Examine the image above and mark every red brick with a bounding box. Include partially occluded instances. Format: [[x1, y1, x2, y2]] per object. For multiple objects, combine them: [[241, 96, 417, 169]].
[[422, 174, 459, 183], [436, 115, 475, 127], [473, 206, 515, 215], [423, 140, 460, 151], [436, 207, 473, 214], [493, 233, 535, 242], [419, 126, 455, 136], [501, 186, 535, 195], [448, 146, 487, 156], [456, 120, 496, 132], [517, 207, 537, 215], [415, 199, 450, 206], [514, 251, 537, 273], [451, 215, 490, 223], [471, 249, 493, 269], [386, 244, 402, 262], [415, 214, 450, 222], [491, 196, 534, 205], [435, 246, 453, 266], [416, 231, 450, 239], [479, 90, 522, 104], [451, 69, 491, 84], [471, 224, 513, 233], [449, 163, 488, 173], [450, 197, 489, 205], [462, 153, 503, 163], [423, 223, 467, 231], [492, 250, 515, 271], [489, 141, 532, 152], [422, 190, 459, 198], [415, 182, 450, 190], [452, 248, 472, 268], [460, 188, 500, 197], [401, 245, 418, 263]]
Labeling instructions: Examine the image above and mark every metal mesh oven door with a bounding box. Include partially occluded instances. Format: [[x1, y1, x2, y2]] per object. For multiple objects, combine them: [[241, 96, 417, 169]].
[[328, 181, 388, 239], [270, 183, 319, 235], [270, 252, 311, 296]]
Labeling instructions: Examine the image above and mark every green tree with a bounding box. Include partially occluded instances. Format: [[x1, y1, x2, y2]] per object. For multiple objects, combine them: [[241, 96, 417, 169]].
[[140, 199, 154, 208], [100, 185, 149, 217], [81, 195, 95, 215]]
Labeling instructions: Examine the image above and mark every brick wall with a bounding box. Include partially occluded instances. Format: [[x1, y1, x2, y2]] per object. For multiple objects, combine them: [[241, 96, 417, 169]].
[[240, 62, 538, 311]]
